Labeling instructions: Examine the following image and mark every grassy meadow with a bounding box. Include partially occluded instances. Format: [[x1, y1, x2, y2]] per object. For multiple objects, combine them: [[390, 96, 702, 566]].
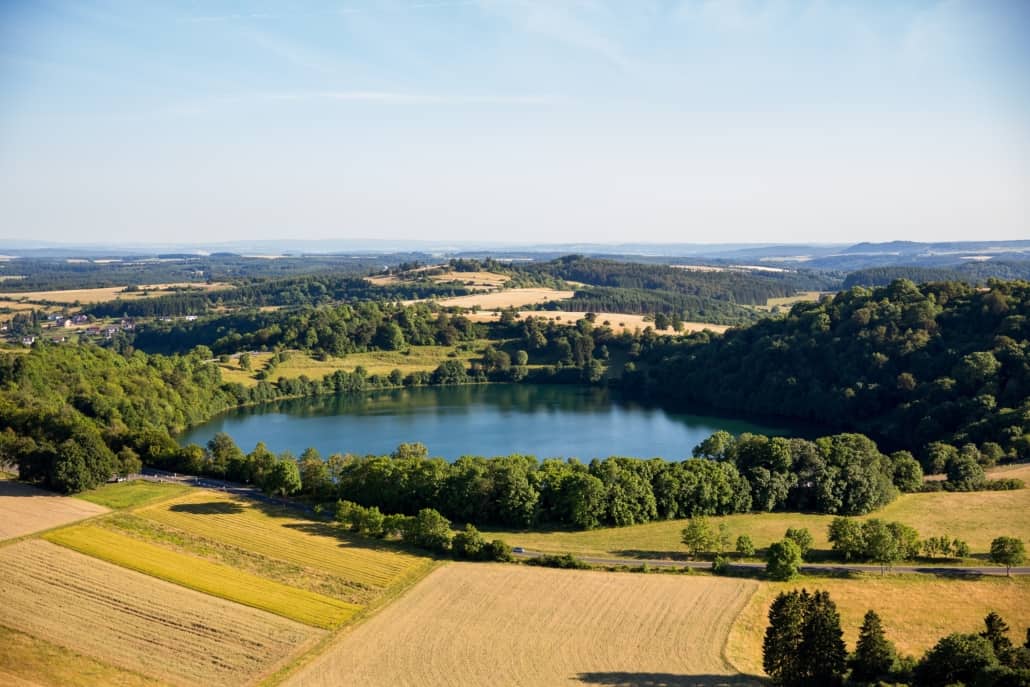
[[139, 491, 432, 589], [217, 345, 488, 387], [76, 480, 191, 510], [489, 464, 1030, 561]]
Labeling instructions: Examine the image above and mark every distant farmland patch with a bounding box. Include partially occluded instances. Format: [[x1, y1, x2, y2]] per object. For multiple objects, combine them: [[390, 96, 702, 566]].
[[464, 310, 731, 335], [0, 478, 108, 541], [284, 563, 760, 687], [430, 287, 574, 309], [0, 282, 230, 304], [0, 540, 318, 687]]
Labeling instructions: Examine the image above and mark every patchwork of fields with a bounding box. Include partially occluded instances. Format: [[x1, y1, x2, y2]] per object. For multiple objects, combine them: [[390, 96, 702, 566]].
[[45, 524, 358, 628], [0, 540, 318, 687], [285, 563, 761, 687], [138, 491, 432, 590], [0, 481, 436, 687], [464, 309, 731, 335]]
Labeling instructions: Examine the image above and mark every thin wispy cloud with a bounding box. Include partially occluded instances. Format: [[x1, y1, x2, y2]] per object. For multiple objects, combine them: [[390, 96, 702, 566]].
[[257, 90, 558, 106]]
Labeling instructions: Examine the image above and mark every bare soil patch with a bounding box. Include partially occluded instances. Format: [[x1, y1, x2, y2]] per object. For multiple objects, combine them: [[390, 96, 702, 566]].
[[0, 479, 108, 541]]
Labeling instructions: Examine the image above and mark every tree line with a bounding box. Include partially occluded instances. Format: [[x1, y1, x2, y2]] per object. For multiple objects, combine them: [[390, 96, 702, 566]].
[[145, 429, 933, 530]]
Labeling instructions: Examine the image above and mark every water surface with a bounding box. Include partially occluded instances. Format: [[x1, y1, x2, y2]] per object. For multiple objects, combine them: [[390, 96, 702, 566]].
[[179, 384, 812, 461]]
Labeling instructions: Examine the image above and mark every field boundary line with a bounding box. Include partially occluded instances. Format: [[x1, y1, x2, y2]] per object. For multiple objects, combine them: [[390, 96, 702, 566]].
[[260, 559, 447, 687]]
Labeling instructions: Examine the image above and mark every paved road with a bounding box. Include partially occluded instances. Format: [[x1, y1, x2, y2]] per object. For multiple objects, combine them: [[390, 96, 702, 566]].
[[139, 469, 1027, 577], [511, 550, 1030, 577]]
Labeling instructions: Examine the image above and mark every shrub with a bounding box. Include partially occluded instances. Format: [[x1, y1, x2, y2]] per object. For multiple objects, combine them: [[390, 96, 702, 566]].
[[525, 553, 591, 570]]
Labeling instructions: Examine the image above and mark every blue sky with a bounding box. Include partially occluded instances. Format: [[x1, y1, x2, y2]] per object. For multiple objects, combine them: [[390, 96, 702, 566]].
[[1, 0, 1028, 245]]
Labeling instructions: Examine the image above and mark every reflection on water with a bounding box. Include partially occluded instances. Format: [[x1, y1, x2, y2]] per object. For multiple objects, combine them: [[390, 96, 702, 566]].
[[178, 384, 813, 462]]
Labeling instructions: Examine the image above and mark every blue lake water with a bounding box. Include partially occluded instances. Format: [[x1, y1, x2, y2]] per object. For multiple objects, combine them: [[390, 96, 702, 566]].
[[179, 383, 813, 461]]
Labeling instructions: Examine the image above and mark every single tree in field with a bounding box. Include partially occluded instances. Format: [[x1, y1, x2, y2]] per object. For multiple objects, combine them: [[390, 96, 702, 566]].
[[850, 610, 896, 682], [681, 517, 714, 559], [785, 527, 813, 559], [717, 523, 732, 553], [981, 612, 1013, 657], [799, 590, 847, 687], [862, 519, 900, 575], [766, 539, 803, 581], [989, 536, 1026, 576], [735, 534, 756, 557]]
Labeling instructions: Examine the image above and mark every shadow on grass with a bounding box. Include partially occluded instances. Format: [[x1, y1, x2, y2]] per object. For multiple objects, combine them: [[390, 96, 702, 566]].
[[168, 500, 245, 515], [573, 672, 762, 686], [281, 519, 438, 558], [613, 549, 691, 561]]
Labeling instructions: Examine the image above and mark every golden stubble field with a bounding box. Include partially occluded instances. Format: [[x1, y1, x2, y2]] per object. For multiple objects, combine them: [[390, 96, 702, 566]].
[[0, 282, 229, 304], [464, 310, 731, 335], [0, 478, 108, 540], [726, 575, 1030, 676], [285, 563, 761, 687], [429, 287, 575, 309], [0, 540, 320, 687]]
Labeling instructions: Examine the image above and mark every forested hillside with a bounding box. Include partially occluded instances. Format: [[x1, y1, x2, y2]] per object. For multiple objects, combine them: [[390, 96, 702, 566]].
[[843, 261, 1030, 288], [625, 279, 1030, 464]]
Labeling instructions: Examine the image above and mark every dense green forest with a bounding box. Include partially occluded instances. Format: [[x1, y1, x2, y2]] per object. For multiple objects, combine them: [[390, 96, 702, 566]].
[[624, 279, 1030, 467], [843, 261, 1030, 288], [0, 254, 423, 292], [522, 255, 836, 305]]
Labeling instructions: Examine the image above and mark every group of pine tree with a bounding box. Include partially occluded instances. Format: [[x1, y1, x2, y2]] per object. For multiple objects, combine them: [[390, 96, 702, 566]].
[[764, 590, 1030, 687]]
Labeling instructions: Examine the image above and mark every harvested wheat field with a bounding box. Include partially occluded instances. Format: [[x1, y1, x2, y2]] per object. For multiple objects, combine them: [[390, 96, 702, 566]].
[[45, 524, 358, 628], [285, 563, 761, 687], [0, 478, 108, 540], [140, 491, 432, 590], [465, 310, 731, 335], [432, 287, 574, 309], [0, 540, 319, 687]]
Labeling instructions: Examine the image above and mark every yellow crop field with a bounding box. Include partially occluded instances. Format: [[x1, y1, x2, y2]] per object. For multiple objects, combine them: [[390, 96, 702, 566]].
[[0, 540, 319, 687], [727, 576, 1030, 676], [45, 525, 358, 629], [0, 478, 108, 541], [285, 563, 760, 687], [140, 491, 432, 590]]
